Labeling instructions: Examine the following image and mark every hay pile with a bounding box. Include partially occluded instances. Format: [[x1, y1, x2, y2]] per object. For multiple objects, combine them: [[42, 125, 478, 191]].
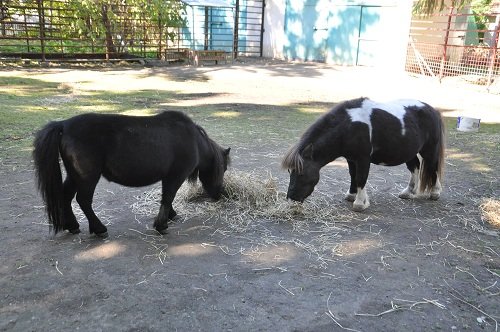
[[131, 170, 358, 228], [480, 198, 500, 228]]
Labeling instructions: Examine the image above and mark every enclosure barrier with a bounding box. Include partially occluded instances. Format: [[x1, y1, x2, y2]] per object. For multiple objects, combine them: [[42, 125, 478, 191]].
[[0, 0, 264, 63], [405, 6, 500, 92]]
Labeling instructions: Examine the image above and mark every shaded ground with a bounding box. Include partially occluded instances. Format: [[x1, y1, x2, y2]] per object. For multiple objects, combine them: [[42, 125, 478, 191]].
[[0, 60, 499, 331]]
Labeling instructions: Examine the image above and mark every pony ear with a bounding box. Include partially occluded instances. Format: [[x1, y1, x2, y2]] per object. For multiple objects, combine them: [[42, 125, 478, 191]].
[[302, 144, 314, 160], [224, 148, 231, 156]]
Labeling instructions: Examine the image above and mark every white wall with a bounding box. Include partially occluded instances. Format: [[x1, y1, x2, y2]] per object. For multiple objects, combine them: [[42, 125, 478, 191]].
[[390, 0, 414, 71], [262, 0, 413, 70], [262, 0, 286, 59]]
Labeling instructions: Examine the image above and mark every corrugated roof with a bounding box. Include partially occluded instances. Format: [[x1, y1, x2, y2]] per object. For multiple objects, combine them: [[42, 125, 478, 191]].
[[182, 0, 234, 8]]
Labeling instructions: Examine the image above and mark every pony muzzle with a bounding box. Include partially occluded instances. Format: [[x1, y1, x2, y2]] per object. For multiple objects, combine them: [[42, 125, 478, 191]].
[[286, 192, 304, 203]]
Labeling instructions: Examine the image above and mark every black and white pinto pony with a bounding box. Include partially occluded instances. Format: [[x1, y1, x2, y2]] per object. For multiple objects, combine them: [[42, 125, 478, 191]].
[[282, 97, 445, 211], [33, 111, 230, 237]]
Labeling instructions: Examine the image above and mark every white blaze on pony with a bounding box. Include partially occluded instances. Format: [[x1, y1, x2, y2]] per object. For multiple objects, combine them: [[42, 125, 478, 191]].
[[345, 99, 425, 140], [283, 97, 445, 212]]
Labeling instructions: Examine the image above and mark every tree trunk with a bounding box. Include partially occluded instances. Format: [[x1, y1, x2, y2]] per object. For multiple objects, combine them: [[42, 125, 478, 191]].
[[101, 4, 116, 59]]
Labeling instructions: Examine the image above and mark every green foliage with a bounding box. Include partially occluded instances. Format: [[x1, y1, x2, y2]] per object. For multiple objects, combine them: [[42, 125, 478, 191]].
[[66, 0, 186, 54], [1, 0, 186, 56], [413, 0, 472, 15], [470, 0, 494, 41], [413, 0, 495, 44]]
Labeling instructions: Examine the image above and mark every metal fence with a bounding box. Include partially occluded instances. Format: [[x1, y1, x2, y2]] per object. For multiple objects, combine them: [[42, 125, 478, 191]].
[[0, 0, 264, 62], [0, 0, 182, 60], [406, 6, 500, 90]]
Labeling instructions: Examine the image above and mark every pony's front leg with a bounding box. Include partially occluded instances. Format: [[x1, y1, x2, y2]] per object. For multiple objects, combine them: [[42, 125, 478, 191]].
[[344, 160, 357, 202], [154, 205, 170, 234], [352, 159, 370, 212], [399, 157, 420, 199], [154, 178, 184, 234], [154, 204, 178, 233]]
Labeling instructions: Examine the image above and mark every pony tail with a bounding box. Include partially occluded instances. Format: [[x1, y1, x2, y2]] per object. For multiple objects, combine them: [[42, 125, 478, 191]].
[[33, 121, 65, 233], [419, 111, 445, 192], [436, 113, 445, 180]]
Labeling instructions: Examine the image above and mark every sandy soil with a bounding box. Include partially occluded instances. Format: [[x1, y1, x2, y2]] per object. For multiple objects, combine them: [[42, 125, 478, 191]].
[[0, 59, 499, 332]]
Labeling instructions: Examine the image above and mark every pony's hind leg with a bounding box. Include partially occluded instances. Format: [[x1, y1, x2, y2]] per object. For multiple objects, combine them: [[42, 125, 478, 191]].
[[352, 159, 371, 212], [399, 156, 420, 199], [344, 160, 357, 202], [75, 180, 108, 237], [62, 177, 80, 234], [430, 178, 442, 200], [420, 144, 443, 200]]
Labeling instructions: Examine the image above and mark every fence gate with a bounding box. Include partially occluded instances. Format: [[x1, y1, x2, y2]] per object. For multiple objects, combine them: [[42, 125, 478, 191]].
[[235, 0, 264, 57]]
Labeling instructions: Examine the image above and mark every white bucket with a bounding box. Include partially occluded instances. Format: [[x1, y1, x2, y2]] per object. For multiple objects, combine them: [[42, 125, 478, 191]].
[[457, 116, 480, 132]]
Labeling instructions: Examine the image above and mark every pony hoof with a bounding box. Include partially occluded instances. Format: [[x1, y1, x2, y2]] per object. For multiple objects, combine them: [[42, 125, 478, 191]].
[[429, 193, 440, 200], [155, 227, 168, 235], [344, 193, 356, 202], [352, 201, 370, 212], [68, 228, 81, 234], [398, 191, 414, 199], [94, 231, 109, 238]]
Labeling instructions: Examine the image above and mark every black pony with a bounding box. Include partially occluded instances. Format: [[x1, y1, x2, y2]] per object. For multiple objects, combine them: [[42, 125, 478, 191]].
[[282, 97, 445, 211], [33, 111, 230, 237]]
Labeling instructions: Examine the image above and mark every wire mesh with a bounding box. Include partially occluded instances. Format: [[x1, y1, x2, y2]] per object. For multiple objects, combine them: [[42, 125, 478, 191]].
[[405, 6, 500, 90]]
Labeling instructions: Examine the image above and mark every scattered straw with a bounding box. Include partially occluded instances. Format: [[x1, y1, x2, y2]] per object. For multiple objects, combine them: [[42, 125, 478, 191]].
[[55, 260, 63, 275], [445, 280, 498, 332], [480, 198, 500, 228], [355, 297, 445, 318], [131, 170, 359, 267], [130, 168, 497, 268], [326, 292, 361, 332], [278, 280, 295, 296]]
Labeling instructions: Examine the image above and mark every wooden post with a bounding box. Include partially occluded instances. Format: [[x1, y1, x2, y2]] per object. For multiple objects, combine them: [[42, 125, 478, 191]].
[[439, 6, 454, 82], [487, 16, 500, 91], [101, 4, 116, 60]]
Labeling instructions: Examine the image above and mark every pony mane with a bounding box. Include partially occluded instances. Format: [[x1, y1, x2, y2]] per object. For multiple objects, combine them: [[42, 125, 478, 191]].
[[282, 144, 304, 173], [282, 98, 367, 173], [195, 125, 228, 185]]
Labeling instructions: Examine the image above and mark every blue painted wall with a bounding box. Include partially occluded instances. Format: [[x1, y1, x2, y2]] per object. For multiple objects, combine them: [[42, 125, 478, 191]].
[[284, 0, 399, 65], [180, 5, 234, 52]]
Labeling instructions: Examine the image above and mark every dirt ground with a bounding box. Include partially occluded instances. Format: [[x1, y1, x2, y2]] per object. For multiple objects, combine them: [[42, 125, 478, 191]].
[[1, 59, 499, 332]]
